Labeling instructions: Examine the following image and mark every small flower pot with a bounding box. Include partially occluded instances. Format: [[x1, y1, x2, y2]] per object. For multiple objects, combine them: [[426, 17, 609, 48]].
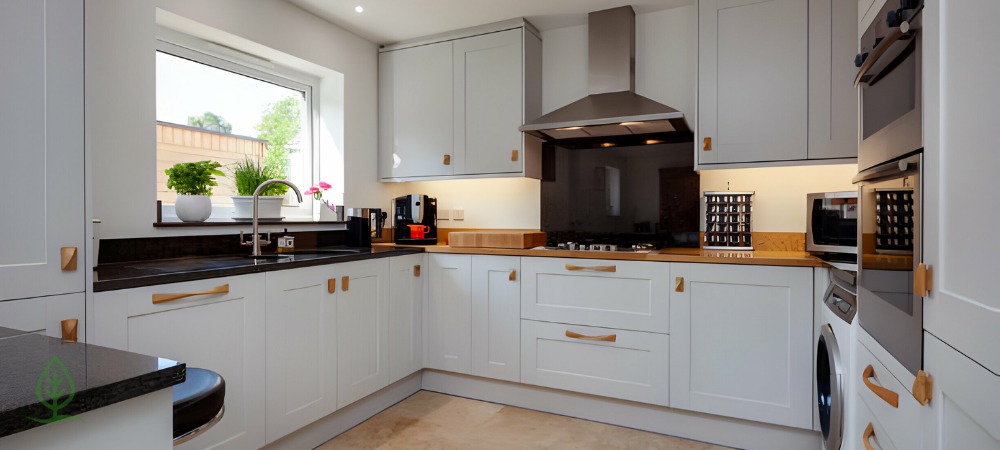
[[232, 196, 284, 219], [175, 195, 212, 222]]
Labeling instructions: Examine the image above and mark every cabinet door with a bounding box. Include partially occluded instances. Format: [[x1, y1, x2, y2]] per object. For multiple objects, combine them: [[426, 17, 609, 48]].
[[923, 0, 1000, 375], [698, 0, 808, 165], [0, 0, 84, 301], [454, 29, 523, 175], [808, 0, 859, 159], [670, 263, 813, 429], [337, 258, 391, 407], [427, 254, 472, 374], [389, 254, 425, 384], [922, 333, 1000, 450], [0, 293, 85, 341], [265, 267, 337, 443], [471, 255, 520, 382], [122, 274, 266, 450], [380, 41, 454, 179]]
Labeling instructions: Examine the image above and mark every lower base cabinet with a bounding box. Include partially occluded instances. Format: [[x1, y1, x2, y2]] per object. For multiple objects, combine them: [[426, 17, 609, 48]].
[[471, 255, 521, 382], [337, 258, 391, 407], [389, 254, 426, 384], [520, 320, 670, 406], [669, 263, 814, 429], [0, 293, 85, 342], [428, 254, 473, 374], [922, 332, 1000, 449], [95, 274, 266, 450]]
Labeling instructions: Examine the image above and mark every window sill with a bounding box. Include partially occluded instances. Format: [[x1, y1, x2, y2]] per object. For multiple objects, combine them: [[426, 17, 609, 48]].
[[154, 219, 348, 228]]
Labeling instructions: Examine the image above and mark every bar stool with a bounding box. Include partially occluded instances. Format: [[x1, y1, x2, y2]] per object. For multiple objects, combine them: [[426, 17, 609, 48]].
[[173, 368, 226, 446]]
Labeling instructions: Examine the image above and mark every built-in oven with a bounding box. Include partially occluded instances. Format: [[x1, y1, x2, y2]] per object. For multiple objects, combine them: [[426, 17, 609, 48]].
[[854, 153, 922, 376], [856, 0, 924, 171]]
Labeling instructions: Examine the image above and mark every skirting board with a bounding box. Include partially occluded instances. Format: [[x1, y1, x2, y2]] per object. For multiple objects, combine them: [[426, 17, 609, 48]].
[[422, 370, 822, 450], [260, 371, 423, 450]]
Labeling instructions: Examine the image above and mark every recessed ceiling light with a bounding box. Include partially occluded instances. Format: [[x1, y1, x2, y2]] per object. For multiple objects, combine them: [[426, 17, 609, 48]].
[[355, 6, 364, 12]]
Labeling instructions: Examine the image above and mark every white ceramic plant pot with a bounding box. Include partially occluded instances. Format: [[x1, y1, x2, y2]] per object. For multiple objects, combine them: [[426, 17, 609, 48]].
[[232, 196, 284, 219], [175, 195, 212, 222]]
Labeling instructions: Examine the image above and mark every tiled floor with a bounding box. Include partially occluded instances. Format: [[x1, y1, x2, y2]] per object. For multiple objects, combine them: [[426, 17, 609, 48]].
[[318, 391, 733, 450]]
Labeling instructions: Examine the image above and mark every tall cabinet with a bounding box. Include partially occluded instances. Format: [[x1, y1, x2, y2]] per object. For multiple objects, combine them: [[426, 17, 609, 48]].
[[0, 0, 85, 302], [379, 20, 542, 181], [698, 0, 857, 167]]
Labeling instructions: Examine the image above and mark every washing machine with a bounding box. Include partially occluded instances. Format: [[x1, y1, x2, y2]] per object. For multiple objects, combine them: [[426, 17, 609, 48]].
[[817, 266, 857, 450]]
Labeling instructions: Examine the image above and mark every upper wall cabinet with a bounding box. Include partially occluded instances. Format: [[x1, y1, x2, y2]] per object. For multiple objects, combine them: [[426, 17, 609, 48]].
[[697, 0, 857, 168], [0, 1, 85, 301], [379, 20, 543, 182]]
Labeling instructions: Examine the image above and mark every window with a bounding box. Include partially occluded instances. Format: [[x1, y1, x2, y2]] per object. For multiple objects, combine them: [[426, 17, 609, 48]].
[[155, 40, 317, 218]]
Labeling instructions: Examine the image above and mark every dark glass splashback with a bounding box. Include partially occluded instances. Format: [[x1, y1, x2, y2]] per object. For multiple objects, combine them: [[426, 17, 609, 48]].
[[540, 143, 700, 248]]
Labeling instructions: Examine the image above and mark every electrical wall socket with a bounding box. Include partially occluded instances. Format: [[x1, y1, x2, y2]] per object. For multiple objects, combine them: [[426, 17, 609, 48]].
[[453, 207, 465, 220]]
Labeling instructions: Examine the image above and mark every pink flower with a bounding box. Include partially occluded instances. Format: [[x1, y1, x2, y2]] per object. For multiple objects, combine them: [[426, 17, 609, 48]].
[[304, 187, 320, 195], [318, 181, 332, 190]]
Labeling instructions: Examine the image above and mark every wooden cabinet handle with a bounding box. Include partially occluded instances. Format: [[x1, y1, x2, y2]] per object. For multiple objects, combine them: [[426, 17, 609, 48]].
[[565, 264, 616, 273], [863, 364, 899, 408], [511, 150, 518, 161], [509, 270, 516, 281], [61, 319, 78, 342], [912, 370, 933, 406], [915, 263, 932, 297], [675, 277, 684, 292], [566, 330, 616, 342], [328, 278, 336, 293], [152, 285, 229, 304], [414, 265, 421, 277], [863, 422, 877, 450], [60, 247, 77, 271], [703, 137, 712, 151], [443, 155, 451, 165], [342, 276, 349, 291]]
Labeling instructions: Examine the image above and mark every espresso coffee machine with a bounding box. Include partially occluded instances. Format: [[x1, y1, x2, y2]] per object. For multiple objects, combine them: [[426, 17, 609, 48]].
[[393, 195, 438, 245]]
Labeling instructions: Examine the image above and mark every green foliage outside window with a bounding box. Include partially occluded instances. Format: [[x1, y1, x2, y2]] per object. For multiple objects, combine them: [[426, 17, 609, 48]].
[[255, 96, 302, 177], [187, 112, 233, 134]]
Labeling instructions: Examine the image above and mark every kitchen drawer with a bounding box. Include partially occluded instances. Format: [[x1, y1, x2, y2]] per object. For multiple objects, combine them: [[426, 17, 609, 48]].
[[520, 258, 669, 333], [856, 391, 899, 450], [125, 275, 255, 317], [857, 340, 923, 450], [520, 319, 669, 406]]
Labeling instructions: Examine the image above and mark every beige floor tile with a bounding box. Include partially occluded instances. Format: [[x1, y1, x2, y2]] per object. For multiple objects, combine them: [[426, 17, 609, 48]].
[[318, 391, 734, 450]]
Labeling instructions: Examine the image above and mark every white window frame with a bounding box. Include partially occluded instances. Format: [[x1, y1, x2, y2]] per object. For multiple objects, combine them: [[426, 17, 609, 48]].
[[155, 32, 322, 220]]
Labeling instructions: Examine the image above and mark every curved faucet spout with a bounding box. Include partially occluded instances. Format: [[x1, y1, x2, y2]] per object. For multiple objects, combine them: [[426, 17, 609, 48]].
[[248, 179, 304, 256]]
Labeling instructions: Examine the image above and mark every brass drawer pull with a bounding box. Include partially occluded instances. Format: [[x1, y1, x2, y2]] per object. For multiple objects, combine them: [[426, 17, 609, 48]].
[[61, 247, 77, 271], [152, 285, 229, 304], [914, 263, 932, 297], [863, 364, 899, 408], [565, 330, 616, 342], [912, 370, 933, 406], [703, 137, 712, 151], [443, 155, 451, 165], [328, 279, 336, 293], [509, 270, 516, 281], [414, 265, 421, 277], [565, 264, 616, 273], [61, 319, 78, 342], [511, 150, 518, 161], [675, 277, 684, 292], [863, 422, 877, 450], [342, 276, 349, 291]]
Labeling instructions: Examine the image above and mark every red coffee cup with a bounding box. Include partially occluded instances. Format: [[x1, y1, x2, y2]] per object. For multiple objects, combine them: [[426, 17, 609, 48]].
[[407, 224, 430, 239]]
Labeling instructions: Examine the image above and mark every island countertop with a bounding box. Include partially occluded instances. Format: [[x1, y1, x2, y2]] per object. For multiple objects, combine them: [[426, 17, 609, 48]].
[[0, 327, 185, 438]]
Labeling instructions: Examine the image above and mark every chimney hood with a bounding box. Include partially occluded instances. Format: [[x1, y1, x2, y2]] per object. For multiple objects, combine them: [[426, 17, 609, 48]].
[[518, 6, 692, 148]]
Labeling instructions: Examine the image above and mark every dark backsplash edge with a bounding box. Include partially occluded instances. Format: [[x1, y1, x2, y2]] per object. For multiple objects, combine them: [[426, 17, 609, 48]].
[[98, 230, 348, 264]]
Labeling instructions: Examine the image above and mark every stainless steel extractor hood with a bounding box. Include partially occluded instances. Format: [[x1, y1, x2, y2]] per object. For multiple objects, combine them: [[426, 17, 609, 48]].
[[519, 6, 691, 146]]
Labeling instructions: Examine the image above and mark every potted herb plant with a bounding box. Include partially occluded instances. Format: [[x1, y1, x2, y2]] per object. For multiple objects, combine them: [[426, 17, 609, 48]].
[[230, 158, 289, 219], [165, 160, 224, 222]]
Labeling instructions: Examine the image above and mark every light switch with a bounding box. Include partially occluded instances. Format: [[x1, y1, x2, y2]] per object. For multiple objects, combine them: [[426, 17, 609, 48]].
[[453, 207, 465, 220], [439, 209, 451, 220]]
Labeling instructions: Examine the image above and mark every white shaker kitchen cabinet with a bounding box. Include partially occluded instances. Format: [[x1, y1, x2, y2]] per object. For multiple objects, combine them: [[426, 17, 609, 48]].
[[378, 41, 454, 180], [669, 263, 814, 429], [427, 254, 473, 374], [698, 0, 809, 166], [337, 258, 391, 408], [0, 293, 85, 342], [808, 0, 859, 160], [471, 255, 521, 383], [922, 333, 1000, 450], [0, 0, 85, 302], [922, 0, 1000, 375], [94, 274, 266, 450], [389, 254, 426, 385], [264, 267, 337, 444], [453, 28, 540, 176]]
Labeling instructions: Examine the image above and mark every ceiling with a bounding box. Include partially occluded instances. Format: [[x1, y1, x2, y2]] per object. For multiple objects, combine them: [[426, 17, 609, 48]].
[[287, 0, 694, 45]]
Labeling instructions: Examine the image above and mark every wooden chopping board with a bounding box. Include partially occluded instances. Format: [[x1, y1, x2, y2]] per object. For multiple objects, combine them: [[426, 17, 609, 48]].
[[449, 231, 547, 249]]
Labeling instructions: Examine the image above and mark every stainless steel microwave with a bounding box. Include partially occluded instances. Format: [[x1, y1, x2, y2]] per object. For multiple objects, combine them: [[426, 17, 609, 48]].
[[806, 192, 858, 254], [856, 0, 924, 171]]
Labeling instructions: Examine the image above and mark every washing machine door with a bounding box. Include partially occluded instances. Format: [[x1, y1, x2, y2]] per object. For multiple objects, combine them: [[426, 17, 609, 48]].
[[818, 324, 844, 450]]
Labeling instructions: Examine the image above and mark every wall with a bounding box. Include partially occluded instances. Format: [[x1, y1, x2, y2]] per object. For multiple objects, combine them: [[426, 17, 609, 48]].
[[87, 0, 392, 239], [699, 164, 858, 232]]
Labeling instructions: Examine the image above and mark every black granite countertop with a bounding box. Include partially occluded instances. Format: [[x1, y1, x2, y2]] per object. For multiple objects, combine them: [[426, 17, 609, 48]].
[[93, 246, 424, 292], [0, 327, 185, 438]]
